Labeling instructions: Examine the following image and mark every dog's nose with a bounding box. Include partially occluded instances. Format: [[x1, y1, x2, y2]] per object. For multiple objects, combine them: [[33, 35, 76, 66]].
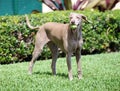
[[71, 20, 75, 24]]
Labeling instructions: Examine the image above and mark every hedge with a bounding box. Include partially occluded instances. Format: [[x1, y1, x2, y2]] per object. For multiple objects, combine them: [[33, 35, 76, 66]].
[[0, 10, 120, 64]]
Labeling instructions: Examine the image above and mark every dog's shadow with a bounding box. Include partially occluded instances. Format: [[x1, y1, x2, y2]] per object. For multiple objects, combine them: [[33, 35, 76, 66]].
[[34, 71, 68, 78]]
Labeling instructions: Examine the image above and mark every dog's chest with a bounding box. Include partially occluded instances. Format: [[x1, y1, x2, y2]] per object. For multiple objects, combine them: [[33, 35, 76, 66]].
[[69, 39, 80, 50], [62, 31, 83, 53]]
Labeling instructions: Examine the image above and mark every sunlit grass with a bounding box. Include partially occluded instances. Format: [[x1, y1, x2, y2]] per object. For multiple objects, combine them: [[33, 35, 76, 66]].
[[0, 52, 120, 91]]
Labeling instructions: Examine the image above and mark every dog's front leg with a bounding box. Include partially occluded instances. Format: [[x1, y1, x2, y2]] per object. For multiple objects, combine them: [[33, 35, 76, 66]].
[[76, 49, 82, 79], [66, 53, 73, 80]]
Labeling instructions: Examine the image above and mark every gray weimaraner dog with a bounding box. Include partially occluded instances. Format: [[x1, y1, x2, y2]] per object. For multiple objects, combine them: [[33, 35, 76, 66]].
[[26, 13, 88, 80]]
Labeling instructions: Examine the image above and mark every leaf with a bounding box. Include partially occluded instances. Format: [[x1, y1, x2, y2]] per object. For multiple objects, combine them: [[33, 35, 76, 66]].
[[64, 0, 72, 10], [41, 0, 58, 10]]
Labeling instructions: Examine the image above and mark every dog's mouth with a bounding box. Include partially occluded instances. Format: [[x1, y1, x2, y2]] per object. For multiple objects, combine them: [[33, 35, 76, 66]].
[[70, 24, 77, 30]]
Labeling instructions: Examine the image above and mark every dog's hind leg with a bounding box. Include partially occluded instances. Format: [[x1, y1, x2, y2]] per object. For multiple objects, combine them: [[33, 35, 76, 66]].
[[48, 42, 58, 75], [28, 31, 49, 74]]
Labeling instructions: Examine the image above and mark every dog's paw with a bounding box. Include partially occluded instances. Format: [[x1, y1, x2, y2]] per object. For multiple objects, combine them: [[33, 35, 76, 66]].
[[28, 71, 32, 75], [78, 75, 82, 80], [69, 77, 73, 81]]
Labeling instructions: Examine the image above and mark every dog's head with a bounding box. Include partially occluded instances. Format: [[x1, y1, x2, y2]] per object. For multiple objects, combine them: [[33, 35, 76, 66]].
[[69, 13, 88, 28]]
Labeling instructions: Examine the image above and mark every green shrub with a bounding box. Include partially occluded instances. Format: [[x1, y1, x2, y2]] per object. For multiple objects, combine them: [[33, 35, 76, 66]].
[[0, 10, 120, 64]]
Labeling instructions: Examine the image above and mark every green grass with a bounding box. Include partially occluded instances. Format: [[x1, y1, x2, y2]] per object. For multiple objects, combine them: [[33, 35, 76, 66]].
[[0, 52, 120, 91]]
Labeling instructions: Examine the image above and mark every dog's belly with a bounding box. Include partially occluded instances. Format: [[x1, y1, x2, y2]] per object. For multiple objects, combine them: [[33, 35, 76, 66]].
[[51, 38, 81, 54], [49, 36, 82, 54], [51, 37, 67, 53]]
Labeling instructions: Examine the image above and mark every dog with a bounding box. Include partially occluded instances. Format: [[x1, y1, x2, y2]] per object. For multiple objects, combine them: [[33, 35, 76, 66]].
[[26, 13, 88, 80]]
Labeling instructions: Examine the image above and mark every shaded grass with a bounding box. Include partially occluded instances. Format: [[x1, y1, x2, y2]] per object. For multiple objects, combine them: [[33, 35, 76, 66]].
[[0, 52, 120, 91]]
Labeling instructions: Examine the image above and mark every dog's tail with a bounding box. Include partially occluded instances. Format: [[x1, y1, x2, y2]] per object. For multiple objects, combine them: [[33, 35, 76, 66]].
[[25, 15, 39, 30]]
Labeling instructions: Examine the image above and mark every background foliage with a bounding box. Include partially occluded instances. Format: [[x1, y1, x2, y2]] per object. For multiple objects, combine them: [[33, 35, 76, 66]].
[[0, 10, 120, 64]]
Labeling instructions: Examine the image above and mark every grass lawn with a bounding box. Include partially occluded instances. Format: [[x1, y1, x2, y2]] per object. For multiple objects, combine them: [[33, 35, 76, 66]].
[[0, 52, 120, 91]]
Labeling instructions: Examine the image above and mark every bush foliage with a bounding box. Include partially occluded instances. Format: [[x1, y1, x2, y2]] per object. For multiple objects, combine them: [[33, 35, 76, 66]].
[[0, 10, 120, 64]]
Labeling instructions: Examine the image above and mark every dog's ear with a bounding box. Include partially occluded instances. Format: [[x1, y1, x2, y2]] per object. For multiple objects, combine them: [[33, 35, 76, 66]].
[[80, 14, 87, 21], [80, 14, 92, 23]]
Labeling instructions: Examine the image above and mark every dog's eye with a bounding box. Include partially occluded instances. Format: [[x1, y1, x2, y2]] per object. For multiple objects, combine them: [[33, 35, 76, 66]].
[[70, 17, 72, 19], [76, 16, 80, 19]]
